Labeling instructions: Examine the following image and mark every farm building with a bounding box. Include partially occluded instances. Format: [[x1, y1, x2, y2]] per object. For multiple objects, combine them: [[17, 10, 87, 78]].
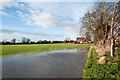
[[76, 37, 88, 44]]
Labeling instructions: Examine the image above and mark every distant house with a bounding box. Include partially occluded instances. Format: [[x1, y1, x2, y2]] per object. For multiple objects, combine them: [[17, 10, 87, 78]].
[[77, 37, 88, 44], [37, 40, 51, 44], [67, 40, 76, 44]]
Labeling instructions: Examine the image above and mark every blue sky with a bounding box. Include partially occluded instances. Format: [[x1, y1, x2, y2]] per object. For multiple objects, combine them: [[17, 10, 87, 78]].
[[0, 0, 95, 42]]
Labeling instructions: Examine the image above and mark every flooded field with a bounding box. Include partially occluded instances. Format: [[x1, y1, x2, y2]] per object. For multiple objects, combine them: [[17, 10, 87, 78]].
[[2, 47, 89, 78]]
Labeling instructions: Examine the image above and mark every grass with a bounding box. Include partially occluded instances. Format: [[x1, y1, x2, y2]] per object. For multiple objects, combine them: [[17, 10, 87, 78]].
[[1, 43, 91, 56], [82, 47, 120, 79]]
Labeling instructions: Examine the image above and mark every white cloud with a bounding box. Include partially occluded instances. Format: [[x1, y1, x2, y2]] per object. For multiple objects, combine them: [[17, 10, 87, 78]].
[[17, 9, 81, 37], [0, 0, 95, 2], [0, 2, 25, 10], [2, 0, 118, 2], [26, 2, 94, 21], [0, 10, 7, 15], [16, 2, 94, 37], [2, 29, 65, 41], [1, 2, 94, 40], [31, 12, 61, 28]]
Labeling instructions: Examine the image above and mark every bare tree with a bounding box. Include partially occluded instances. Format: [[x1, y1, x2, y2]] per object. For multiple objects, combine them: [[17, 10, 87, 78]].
[[11, 38, 16, 43], [22, 37, 27, 43], [85, 32, 91, 41], [109, 2, 120, 57], [81, 1, 120, 57], [26, 38, 31, 43]]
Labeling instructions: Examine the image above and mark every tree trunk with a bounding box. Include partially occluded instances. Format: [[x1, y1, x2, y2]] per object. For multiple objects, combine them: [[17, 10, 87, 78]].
[[111, 39, 114, 57], [110, 22, 114, 57]]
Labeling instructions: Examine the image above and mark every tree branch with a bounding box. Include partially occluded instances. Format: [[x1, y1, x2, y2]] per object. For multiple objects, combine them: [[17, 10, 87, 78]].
[[113, 21, 120, 29], [113, 29, 120, 40]]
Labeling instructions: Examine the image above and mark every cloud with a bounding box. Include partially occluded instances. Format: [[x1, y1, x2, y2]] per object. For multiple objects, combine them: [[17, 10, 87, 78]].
[[0, 0, 94, 2], [17, 8, 62, 28], [29, 11, 61, 28], [2, 29, 65, 41], [0, 2, 26, 19], [2, 29, 64, 37], [1, 2, 94, 41], [2, 0, 118, 2], [17, 9, 81, 37], [0, 2, 25, 10], [25, 2, 94, 21], [16, 2, 94, 37], [0, 10, 7, 15]]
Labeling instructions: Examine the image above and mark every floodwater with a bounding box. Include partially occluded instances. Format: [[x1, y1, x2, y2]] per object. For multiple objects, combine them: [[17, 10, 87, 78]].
[[1, 47, 89, 78]]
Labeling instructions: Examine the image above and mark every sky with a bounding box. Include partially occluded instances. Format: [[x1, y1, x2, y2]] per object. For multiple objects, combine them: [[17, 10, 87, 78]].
[[0, 0, 96, 42]]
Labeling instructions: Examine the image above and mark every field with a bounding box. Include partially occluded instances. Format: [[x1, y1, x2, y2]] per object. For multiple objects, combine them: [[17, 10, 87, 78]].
[[1, 44, 91, 56], [83, 47, 120, 79]]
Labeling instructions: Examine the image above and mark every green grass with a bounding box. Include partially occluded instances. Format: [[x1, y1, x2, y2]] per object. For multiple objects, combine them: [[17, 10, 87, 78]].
[[83, 47, 120, 79], [1, 43, 91, 56]]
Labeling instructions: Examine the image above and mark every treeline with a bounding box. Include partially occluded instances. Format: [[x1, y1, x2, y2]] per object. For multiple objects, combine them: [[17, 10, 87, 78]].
[[1, 37, 77, 45]]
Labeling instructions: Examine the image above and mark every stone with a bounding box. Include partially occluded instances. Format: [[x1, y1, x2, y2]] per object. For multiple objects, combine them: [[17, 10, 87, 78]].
[[98, 56, 106, 64]]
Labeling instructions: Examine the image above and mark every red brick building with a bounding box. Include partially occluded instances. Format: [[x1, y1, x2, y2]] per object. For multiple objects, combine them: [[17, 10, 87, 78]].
[[77, 37, 88, 43]]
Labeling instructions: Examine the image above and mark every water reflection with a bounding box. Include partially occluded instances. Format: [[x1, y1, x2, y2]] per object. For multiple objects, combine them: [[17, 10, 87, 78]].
[[2, 47, 89, 78]]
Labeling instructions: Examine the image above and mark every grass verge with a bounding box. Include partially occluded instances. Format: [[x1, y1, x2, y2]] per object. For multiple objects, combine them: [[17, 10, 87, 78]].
[[82, 47, 120, 79]]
